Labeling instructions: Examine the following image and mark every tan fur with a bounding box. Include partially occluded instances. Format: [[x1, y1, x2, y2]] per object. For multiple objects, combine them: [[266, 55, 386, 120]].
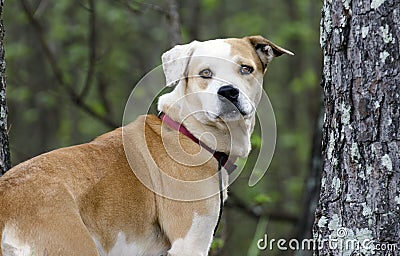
[[0, 115, 219, 256], [225, 38, 264, 73]]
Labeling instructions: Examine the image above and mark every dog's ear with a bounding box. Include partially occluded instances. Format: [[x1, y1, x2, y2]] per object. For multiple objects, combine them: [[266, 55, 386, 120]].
[[162, 41, 199, 87], [246, 35, 294, 71]]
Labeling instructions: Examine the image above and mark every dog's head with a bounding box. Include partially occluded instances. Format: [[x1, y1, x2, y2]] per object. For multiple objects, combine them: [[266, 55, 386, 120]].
[[158, 35, 293, 157]]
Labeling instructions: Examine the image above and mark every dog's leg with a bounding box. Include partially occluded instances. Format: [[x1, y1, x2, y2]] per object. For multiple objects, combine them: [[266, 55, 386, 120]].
[[161, 197, 219, 256], [167, 213, 216, 256], [168, 214, 216, 256]]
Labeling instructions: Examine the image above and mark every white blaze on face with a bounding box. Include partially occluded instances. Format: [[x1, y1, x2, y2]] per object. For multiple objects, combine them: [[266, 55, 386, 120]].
[[159, 36, 291, 157], [187, 39, 261, 122]]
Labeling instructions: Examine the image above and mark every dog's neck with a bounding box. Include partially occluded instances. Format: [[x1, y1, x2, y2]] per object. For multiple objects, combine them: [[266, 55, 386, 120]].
[[158, 90, 254, 159], [159, 114, 237, 173]]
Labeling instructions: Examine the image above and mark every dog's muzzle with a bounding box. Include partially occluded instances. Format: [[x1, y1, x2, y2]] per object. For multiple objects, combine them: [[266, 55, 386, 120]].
[[217, 85, 239, 103], [217, 85, 247, 116]]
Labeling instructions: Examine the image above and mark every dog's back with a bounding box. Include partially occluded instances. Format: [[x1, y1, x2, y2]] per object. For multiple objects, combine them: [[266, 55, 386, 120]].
[[0, 118, 163, 256], [0, 129, 123, 255], [0, 115, 193, 256]]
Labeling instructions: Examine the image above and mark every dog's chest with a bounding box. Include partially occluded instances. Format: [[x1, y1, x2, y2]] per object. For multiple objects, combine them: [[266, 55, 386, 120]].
[[93, 232, 168, 256]]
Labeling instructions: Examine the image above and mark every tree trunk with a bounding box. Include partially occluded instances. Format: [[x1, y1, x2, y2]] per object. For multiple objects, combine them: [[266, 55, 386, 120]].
[[165, 0, 181, 46], [314, 0, 399, 255], [0, 0, 11, 175]]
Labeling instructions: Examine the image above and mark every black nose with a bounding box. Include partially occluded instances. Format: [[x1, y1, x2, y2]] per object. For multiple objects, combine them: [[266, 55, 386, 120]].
[[217, 85, 239, 102]]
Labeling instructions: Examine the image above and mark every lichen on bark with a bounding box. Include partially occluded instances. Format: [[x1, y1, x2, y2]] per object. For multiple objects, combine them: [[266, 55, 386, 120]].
[[314, 0, 400, 255]]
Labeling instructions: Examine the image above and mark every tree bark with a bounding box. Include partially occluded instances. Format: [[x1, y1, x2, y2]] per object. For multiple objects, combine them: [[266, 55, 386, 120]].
[[186, 0, 200, 40], [0, 0, 11, 175], [314, 0, 399, 255], [165, 0, 181, 46]]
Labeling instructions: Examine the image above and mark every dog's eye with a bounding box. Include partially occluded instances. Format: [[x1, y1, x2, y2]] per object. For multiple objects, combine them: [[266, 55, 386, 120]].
[[240, 65, 254, 75], [199, 69, 213, 79]]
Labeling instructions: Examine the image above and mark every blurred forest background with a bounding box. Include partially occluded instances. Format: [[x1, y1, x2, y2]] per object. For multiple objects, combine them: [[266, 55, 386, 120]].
[[4, 0, 322, 255]]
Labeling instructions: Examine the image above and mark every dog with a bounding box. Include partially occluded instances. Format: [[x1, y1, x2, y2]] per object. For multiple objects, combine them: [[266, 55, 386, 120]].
[[0, 35, 293, 256]]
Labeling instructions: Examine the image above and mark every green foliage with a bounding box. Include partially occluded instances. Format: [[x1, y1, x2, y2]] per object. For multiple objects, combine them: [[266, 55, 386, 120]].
[[250, 133, 262, 149], [223, 13, 266, 36], [23, 108, 39, 123], [290, 69, 318, 93], [35, 91, 57, 107], [7, 86, 31, 102], [201, 0, 221, 11], [253, 193, 273, 204], [211, 237, 224, 251], [5, 43, 31, 60]]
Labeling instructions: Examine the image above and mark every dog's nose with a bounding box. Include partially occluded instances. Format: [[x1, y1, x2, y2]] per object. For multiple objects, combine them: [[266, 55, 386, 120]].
[[217, 85, 239, 102]]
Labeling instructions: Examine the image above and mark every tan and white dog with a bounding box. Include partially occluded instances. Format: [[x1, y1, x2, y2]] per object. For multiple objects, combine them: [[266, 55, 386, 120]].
[[0, 36, 292, 256]]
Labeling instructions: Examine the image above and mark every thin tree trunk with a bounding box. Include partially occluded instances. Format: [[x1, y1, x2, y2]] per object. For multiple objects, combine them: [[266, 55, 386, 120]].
[[186, 0, 201, 40], [314, 0, 399, 255], [165, 0, 181, 46], [0, 0, 11, 175]]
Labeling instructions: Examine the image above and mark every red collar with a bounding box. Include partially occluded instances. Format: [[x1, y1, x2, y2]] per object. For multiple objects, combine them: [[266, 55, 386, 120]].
[[160, 113, 237, 174]]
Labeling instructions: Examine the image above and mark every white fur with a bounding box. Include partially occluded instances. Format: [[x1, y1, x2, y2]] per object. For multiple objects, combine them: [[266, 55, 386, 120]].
[[1, 224, 32, 256], [92, 235, 107, 256], [162, 40, 199, 87], [92, 232, 168, 256], [189, 39, 259, 121], [167, 213, 216, 256]]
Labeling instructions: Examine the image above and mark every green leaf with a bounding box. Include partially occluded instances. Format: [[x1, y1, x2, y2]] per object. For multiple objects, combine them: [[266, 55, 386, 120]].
[[211, 237, 224, 250], [254, 193, 273, 204], [201, 0, 221, 10], [251, 133, 262, 148]]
